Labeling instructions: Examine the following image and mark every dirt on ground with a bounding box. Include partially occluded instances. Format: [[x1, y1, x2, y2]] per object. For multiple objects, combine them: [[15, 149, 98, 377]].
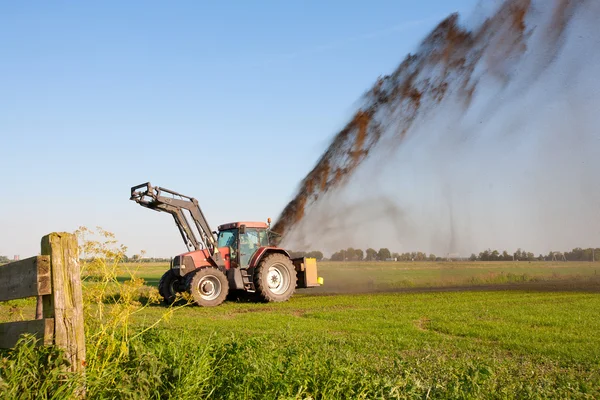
[[300, 277, 600, 296]]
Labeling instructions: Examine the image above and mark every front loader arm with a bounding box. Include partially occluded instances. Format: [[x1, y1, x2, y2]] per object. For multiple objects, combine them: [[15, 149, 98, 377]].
[[130, 182, 218, 254]]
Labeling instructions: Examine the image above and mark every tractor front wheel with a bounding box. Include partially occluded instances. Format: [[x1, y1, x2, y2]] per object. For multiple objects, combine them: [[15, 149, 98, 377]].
[[254, 253, 297, 302], [158, 270, 180, 305], [189, 267, 229, 307]]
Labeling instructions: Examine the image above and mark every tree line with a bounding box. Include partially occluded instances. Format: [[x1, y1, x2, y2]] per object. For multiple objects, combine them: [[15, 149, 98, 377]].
[[287, 251, 325, 261], [122, 255, 171, 263], [471, 247, 600, 262], [2, 246, 598, 265], [289, 248, 442, 262], [287, 246, 600, 262]]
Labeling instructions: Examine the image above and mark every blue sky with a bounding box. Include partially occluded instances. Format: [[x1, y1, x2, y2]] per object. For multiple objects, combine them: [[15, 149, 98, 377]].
[[0, 0, 478, 257]]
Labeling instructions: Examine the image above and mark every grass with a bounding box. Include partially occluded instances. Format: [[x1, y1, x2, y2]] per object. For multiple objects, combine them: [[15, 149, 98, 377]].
[[2, 257, 600, 398]]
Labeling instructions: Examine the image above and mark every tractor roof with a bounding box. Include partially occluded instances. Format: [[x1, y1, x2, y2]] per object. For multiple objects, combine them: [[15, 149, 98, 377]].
[[218, 221, 269, 230]]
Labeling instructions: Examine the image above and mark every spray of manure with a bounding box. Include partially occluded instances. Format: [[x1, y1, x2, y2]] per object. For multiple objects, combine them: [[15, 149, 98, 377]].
[[274, 0, 600, 257]]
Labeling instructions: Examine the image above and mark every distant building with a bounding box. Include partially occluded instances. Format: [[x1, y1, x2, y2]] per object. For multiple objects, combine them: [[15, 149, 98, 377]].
[[13, 255, 20, 261]]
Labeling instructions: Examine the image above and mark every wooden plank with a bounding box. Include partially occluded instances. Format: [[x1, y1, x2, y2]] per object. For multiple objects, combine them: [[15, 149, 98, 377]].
[[0, 256, 51, 302], [42, 232, 86, 372], [0, 318, 54, 348]]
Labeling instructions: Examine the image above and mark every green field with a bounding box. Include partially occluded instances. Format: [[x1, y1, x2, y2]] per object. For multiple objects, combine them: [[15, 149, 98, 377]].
[[120, 260, 600, 293], [1, 261, 600, 399]]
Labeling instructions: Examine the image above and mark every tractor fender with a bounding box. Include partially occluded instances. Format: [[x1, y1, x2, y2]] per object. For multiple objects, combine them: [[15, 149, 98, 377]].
[[248, 247, 291, 269]]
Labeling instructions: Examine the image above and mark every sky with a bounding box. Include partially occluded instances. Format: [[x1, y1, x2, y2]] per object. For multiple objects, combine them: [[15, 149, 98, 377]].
[[0, 0, 479, 258]]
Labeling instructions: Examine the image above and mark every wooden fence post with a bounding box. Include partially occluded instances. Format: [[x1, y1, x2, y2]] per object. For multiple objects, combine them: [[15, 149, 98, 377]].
[[41, 232, 86, 372]]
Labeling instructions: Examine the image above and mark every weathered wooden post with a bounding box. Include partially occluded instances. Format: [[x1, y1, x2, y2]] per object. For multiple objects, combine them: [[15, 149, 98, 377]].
[[41, 232, 86, 372]]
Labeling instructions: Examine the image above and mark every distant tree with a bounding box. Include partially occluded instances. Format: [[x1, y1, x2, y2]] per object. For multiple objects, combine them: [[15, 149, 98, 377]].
[[582, 248, 593, 261], [428, 253, 436, 261], [514, 249, 523, 261], [345, 248, 356, 261], [501, 250, 512, 261], [490, 250, 500, 261], [0, 255, 9, 264], [469, 254, 477, 261], [354, 249, 364, 261], [330, 251, 343, 261], [564, 247, 598, 262], [526, 252, 535, 261], [479, 249, 491, 261], [378, 248, 392, 261], [365, 248, 378, 261], [566, 247, 583, 261], [306, 251, 324, 261], [288, 250, 307, 259]]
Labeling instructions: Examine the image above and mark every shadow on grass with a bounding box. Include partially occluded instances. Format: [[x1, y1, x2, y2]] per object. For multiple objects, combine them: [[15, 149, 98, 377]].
[[99, 290, 264, 308]]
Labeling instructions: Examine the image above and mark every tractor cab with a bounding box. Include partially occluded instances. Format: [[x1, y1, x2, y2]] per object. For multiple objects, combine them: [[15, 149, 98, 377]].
[[217, 221, 270, 268]]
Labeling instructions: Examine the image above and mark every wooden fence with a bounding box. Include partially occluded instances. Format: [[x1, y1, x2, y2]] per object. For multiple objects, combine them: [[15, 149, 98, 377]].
[[0, 232, 85, 372]]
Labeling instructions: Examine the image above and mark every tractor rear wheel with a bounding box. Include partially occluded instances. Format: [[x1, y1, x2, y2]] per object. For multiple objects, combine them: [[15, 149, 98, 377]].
[[254, 253, 296, 302], [189, 267, 229, 307], [158, 270, 180, 305]]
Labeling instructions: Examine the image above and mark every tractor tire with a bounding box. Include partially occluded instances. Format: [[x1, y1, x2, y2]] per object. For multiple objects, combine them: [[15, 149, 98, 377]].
[[189, 267, 229, 307], [254, 253, 297, 302], [158, 270, 180, 305]]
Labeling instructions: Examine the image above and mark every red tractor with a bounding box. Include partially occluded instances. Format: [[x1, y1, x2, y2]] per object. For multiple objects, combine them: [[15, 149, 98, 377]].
[[130, 182, 320, 307]]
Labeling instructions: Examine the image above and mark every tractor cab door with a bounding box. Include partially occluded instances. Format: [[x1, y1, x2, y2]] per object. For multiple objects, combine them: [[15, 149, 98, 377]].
[[238, 227, 269, 268], [239, 227, 261, 268]]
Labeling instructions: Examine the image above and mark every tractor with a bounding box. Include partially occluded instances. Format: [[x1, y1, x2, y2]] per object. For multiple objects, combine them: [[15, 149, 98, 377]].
[[130, 182, 320, 307]]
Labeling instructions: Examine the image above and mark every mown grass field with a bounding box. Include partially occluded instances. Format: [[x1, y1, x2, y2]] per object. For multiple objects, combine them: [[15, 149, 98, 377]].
[[120, 260, 600, 292], [1, 260, 600, 399]]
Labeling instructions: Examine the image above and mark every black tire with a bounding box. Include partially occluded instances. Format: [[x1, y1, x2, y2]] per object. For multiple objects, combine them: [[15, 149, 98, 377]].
[[254, 253, 297, 302], [189, 267, 229, 307], [158, 270, 180, 305]]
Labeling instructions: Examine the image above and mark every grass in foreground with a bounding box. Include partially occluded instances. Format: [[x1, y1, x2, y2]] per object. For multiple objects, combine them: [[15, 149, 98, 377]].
[[2, 290, 599, 399], [2, 244, 600, 399]]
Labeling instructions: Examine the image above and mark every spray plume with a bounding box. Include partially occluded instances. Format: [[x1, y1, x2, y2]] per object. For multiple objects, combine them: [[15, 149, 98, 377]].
[[274, 0, 600, 256]]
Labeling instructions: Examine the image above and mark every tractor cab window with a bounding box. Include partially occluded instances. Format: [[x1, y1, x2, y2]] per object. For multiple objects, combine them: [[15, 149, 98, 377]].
[[240, 228, 260, 267], [217, 229, 238, 249], [258, 229, 269, 246]]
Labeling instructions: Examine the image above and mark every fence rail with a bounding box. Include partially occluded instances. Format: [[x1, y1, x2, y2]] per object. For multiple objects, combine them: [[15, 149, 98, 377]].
[[0, 232, 85, 372], [0, 255, 51, 302]]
